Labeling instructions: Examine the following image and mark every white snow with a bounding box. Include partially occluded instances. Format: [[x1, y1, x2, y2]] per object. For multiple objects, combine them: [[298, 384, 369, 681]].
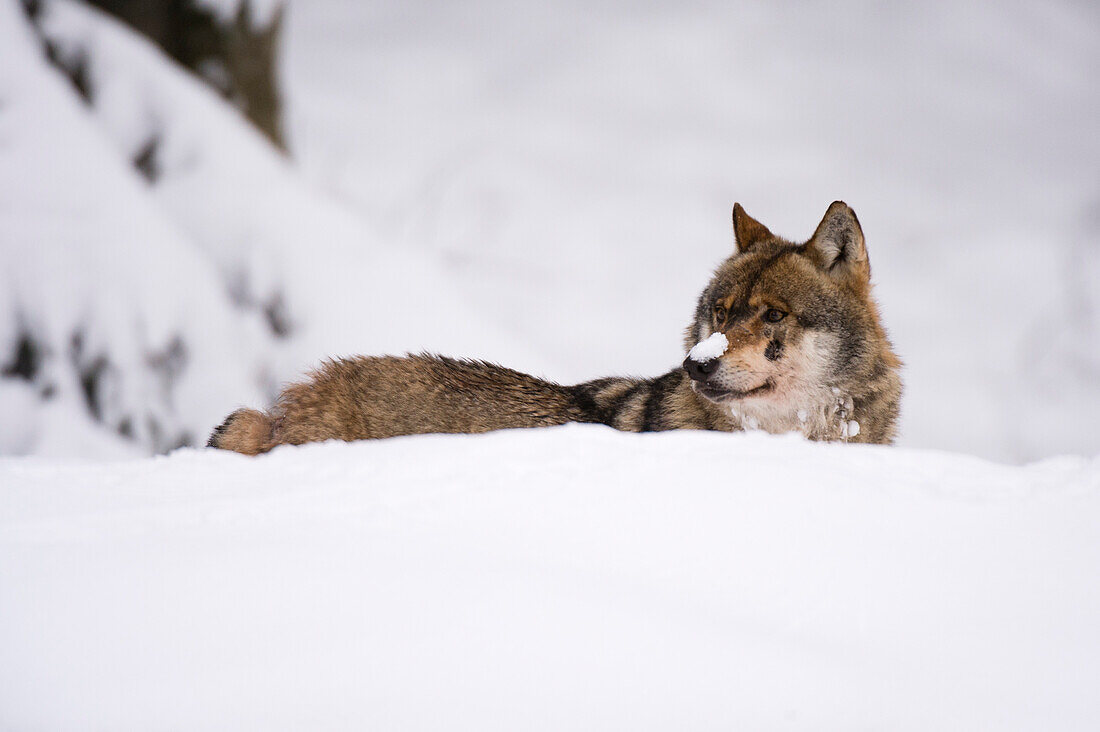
[[192, 0, 283, 29], [2, 427, 1098, 730], [2, 4, 1098, 728], [0, 3, 1096, 727], [687, 332, 728, 362], [839, 419, 862, 441]]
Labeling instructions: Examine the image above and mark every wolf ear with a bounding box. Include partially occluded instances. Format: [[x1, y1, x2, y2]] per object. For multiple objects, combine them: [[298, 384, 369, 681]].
[[806, 201, 869, 286], [732, 203, 774, 254]]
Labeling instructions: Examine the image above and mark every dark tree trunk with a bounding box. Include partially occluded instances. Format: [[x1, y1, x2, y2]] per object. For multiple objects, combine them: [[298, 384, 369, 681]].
[[82, 0, 287, 151]]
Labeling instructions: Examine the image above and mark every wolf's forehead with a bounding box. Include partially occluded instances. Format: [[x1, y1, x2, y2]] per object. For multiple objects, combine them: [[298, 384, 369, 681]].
[[714, 247, 801, 300]]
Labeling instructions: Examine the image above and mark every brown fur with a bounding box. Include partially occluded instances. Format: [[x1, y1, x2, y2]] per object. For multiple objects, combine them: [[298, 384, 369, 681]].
[[209, 202, 902, 454], [207, 408, 278, 455]]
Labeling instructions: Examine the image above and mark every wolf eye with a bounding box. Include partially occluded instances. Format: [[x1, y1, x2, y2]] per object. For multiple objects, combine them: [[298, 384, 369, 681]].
[[763, 308, 786, 323], [713, 305, 727, 323]]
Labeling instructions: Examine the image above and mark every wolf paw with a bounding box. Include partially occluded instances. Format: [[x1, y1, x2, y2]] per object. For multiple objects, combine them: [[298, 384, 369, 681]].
[[828, 388, 859, 441]]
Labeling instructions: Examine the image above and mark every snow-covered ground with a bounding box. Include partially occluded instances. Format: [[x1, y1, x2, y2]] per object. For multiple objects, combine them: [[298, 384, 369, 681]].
[[3, 427, 1099, 730]]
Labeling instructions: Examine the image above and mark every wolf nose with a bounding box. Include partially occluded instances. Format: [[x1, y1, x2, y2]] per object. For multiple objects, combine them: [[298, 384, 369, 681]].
[[683, 356, 718, 383]]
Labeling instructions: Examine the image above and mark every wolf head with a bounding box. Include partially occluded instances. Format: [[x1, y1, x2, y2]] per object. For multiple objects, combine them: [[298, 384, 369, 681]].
[[683, 202, 901, 442]]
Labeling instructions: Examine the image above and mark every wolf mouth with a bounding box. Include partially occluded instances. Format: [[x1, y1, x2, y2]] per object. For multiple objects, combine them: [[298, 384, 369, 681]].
[[694, 380, 774, 403]]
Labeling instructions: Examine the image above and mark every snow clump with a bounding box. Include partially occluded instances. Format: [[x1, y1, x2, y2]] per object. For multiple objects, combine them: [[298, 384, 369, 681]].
[[688, 332, 728, 362]]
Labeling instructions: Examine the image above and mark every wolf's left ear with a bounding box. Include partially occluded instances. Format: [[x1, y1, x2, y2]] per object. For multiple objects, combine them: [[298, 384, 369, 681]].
[[806, 201, 869, 286], [732, 203, 774, 254]]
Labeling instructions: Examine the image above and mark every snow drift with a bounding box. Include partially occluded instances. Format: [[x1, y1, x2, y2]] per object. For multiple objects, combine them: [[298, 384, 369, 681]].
[[2, 427, 1098, 730]]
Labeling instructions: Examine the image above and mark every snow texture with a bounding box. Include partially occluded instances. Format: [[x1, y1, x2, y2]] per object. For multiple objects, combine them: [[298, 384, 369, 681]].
[[0, 1, 271, 456], [1, 5, 1097, 726], [2, 427, 1099, 730], [687, 332, 728, 362]]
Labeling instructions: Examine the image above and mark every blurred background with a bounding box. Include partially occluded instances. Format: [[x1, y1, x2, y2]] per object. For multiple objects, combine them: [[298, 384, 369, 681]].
[[1, 0, 1097, 463]]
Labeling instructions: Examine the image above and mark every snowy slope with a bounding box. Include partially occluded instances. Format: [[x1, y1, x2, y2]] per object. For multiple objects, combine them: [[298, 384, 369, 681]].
[[33, 0, 540, 367], [1, 1, 547, 458], [2, 428, 1098, 730], [0, 1, 272, 457]]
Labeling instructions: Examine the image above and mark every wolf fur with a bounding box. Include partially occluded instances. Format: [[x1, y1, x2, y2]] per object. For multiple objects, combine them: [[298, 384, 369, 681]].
[[209, 202, 902, 455]]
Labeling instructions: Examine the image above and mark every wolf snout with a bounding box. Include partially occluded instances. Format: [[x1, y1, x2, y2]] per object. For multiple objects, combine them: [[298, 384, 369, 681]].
[[683, 356, 718, 383]]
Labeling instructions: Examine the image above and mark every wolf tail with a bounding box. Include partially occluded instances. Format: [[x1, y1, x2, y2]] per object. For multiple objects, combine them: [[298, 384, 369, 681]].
[[206, 408, 279, 455]]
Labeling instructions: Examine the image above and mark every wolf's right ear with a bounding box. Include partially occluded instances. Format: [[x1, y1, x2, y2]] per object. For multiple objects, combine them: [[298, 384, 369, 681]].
[[732, 203, 773, 254]]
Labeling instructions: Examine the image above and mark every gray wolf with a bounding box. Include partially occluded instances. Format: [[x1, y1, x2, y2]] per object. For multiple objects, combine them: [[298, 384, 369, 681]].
[[208, 202, 901, 454]]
